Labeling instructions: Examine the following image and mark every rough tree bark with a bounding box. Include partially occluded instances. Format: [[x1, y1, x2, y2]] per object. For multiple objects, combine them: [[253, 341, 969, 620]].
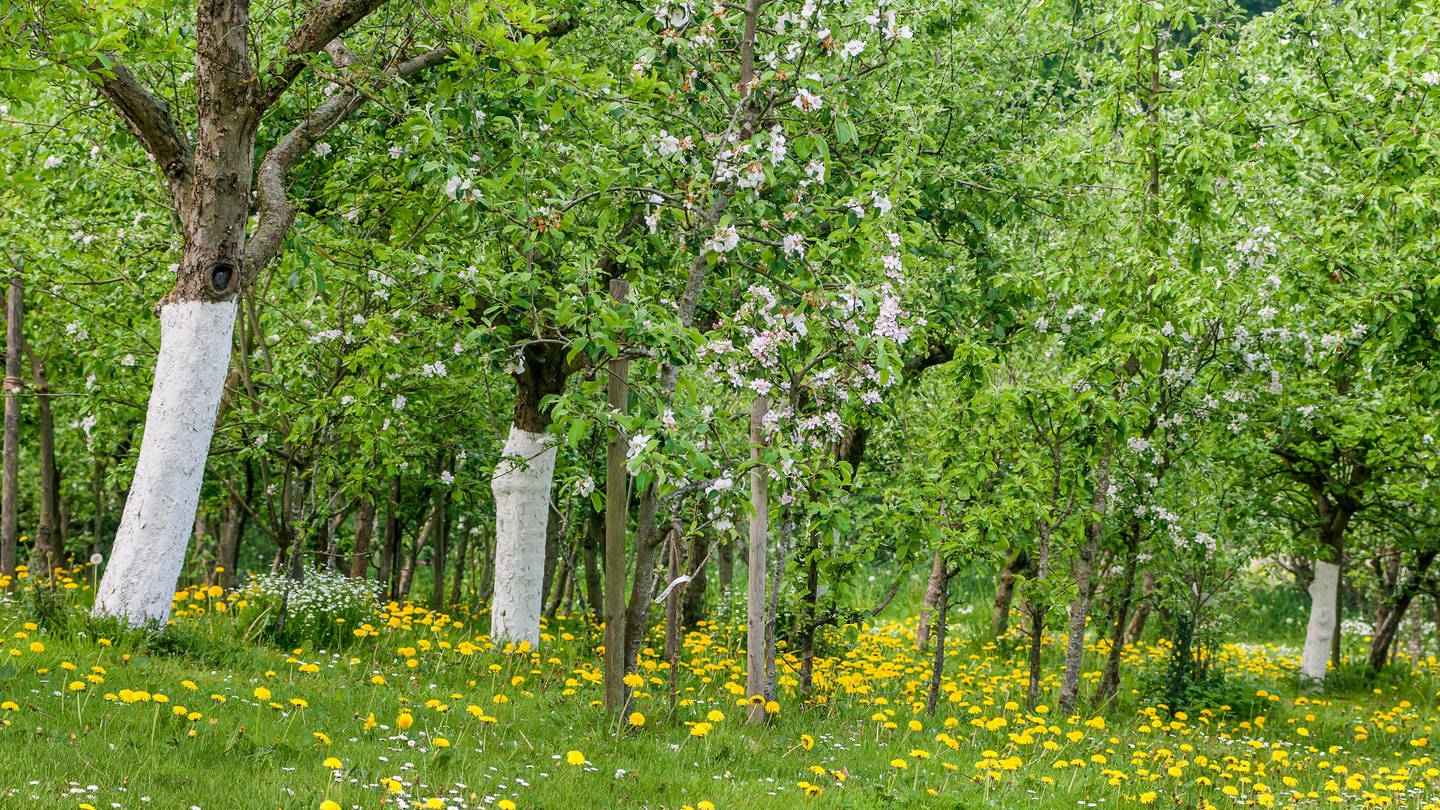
[[449, 518, 471, 607], [429, 480, 448, 611], [378, 478, 400, 600]]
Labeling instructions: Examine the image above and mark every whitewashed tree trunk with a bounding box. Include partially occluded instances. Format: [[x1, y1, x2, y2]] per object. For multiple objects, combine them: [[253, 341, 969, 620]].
[[489, 426, 557, 646], [1300, 559, 1341, 685], [94, 300, 237, 625]]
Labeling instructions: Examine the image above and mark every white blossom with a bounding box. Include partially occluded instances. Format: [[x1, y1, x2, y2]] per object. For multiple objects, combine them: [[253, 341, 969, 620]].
[[703, 225, 740, 254], [626, 433, 651, 462], [793, 88, 823, 111], [575, 476, 596, 497]]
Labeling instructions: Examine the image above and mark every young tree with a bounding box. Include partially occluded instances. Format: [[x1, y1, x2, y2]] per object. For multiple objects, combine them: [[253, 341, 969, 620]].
[[19, 0, 570, 624]]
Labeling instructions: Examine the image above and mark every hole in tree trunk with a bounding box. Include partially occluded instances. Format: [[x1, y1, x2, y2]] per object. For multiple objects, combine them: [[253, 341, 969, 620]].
[[209, 263, 236, 296]]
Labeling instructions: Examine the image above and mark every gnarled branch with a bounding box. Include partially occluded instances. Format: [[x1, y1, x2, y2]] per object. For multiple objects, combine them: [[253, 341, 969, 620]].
[[260, 0, 389, 108], [87, 56, 193, 213]]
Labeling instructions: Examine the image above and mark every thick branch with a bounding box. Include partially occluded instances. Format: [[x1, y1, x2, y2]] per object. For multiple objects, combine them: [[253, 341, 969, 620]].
[[244, 13, 578, 280], [262, 0, 388, 107], [87, 56, 193, 211], [244, 83, 364, 277]]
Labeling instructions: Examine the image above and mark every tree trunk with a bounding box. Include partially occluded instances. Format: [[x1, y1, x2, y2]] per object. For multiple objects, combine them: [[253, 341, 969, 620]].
[[664, 526, 682, 664], [541, 501, 563, 617], [582, 508, 603, 618], [1, 274, 20, 585], [602, 278, 631, 713], [1367, 549, 1438, 674], [491, 339, 568, 645], [1124, 569, 1157, 645], [216, 492, 243, 590], [1058, 534, 1103, 710], [349, 497, 377, 578], [1331, 566, 1344, 669], [916, 551, 946, 651], [1026, 602, 1045, 709], [765, 508, 791, 704], [1057, 445, 1111, 715], [545, 553, 570, 620], [991, 547, 1030, 640], [1301, 559, 1341, 684], [94, 299, 238, 623], [746, 395, 769, 724], [926, 563, 950, 715], [449, 517, 470, 607], [718, 536, 734, 590], [489, 413, 564, 613], [682, 531, 709, 627], [1094, 526, 1141, 710], [378, 480, 400, 600], [430, 482, 448, 612], [29, 343, 62, 581], [1025, 519, 1053, 710], [622, 493, 665, 679], [798, 529, 820, 694]]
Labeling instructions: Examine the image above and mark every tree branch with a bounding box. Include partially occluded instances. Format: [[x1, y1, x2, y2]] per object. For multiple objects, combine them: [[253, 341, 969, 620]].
[[261, 0, 389, 108], [244, 77, 364, 277], [245, 12, 579, 279], [86, 56, 193, 212]]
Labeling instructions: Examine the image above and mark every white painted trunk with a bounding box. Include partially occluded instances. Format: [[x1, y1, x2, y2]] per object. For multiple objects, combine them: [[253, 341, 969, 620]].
[[489, 426, 557, 647], [1300, 559, 1340, 684], [94, 300, 237, 626]]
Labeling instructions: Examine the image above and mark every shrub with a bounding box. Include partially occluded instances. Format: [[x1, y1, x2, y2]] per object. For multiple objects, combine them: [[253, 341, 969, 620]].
[[241, 566, 380, 648]]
